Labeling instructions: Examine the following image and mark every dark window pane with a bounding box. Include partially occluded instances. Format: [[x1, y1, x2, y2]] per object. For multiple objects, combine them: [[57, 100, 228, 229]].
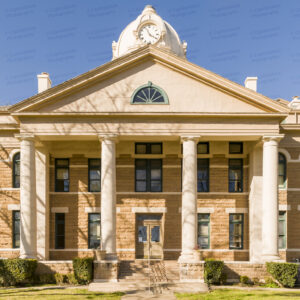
[[136, 181, 147, 192], [136, 144, 147, 154], [88, 213, 101, 249], [13, 153, 20, 188], [90, 170, 100, 180], [55, 213, 65, 249], [55, 159, 69, 192], [13, 211, 20, 248], [90, 181, 100, 192], [56, 159, 69, 167], [151, 144, 162, 154], [138, 226, 147, 242], [57, 168, 68, 180], [229, 142, 243, 154], [229, 214, 243, 249], [197, 159, 209, 192], [229, 159, 243, 193], [89, 159, 100, 167], [136, 169, 146, 180], [198, 213, 210, 249], [198, 143, 209, 154], [151, 180, 161, 192], [151, 226, 160, 242]]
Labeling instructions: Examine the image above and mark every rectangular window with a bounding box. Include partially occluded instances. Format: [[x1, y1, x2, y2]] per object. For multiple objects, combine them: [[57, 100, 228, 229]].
[[88, 159, 101, 192], [198, 214, 210, 249], [55, 213, 65, 249], [135, 143, 162, 154], [229, 142, 243, 154], [229, 214, 243, 249], [135, 159, 162, 192], [228, 159, 243, 192], [197, 159, 209, 192], [88, 213, 101, 249], [55, 159, 69, 192], [278, 211, 286, 249], [197, 142, 209, 154], [12, 211, 20, 248]]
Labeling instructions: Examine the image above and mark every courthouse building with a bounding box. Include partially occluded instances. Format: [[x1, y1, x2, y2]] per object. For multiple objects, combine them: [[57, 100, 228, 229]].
[[0, 5, 300, 280]]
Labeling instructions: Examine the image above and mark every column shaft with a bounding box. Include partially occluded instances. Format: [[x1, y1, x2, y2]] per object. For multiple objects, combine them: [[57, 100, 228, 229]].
[[20, 136, 37, 259], [100, 135, 117, 259], [179, 136, 198, 262], [262, 136, 281, 261]]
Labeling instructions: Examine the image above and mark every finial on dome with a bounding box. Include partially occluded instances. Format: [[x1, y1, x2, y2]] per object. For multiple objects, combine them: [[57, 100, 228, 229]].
[[142, 5, 156, 14]]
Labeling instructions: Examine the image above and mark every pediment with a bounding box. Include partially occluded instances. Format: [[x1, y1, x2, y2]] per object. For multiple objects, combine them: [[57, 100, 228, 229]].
[[10, 46, 289, 115]]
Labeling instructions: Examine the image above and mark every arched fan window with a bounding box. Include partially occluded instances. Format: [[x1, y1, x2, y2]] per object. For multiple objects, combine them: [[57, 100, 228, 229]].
[[131, 82, 169, 104]]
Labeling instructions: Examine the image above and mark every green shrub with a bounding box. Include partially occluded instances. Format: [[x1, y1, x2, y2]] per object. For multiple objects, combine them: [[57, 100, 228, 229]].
[[204, 259, 224, 285], [266, 262, 298, 288], [66, 273, 78, 285], [73, 257, 93, 284], [252, 277, 260, 285], [54, 273, 66, 285], [0, 259, 37, 286], [220, 273, 227, 285], [240, 275, 250, 285], [39, 273, 55, 284], [264, 276, 279, 288]]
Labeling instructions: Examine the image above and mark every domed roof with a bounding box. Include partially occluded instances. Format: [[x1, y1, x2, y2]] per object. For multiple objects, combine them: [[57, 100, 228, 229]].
[[112, 5, 187, 59]]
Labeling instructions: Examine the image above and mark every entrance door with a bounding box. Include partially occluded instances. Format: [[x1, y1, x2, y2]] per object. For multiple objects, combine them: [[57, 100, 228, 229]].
[[136, 214, 163, 259]]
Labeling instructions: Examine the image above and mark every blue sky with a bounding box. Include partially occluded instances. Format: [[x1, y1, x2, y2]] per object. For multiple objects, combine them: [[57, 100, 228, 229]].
[[0, 0, 299, 105]]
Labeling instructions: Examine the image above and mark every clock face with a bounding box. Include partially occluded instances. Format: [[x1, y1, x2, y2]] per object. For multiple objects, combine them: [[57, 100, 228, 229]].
[[138, 24, 161, 44]]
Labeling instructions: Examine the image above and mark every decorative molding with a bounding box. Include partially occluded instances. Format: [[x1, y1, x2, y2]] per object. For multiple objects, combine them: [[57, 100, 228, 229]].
[[197, 207, 215, 213], [0, 188, 20, 191], [51, 207, 69, 213], [279, 204, 291, 211], [131, 207, 167, 213], [84, 207, 100, 213], [8, 148, 20, 162], [0, 248, 19, 251], [225, 208, 248, 214], [7, 204, 20, 211]]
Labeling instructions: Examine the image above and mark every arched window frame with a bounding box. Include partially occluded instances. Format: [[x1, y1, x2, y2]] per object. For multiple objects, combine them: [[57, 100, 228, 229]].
[[12, 152, 20, 188], [131, 81, 169, 104], [278, 152, 287, 189]]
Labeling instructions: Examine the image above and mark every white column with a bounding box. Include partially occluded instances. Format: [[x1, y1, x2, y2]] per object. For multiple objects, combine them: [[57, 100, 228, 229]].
[[99, 135, 118, 260], [261, 135, 282, 261], [179, 136, 199, 262], [20, 135, 37, 259], [36, 147, 49, 260]]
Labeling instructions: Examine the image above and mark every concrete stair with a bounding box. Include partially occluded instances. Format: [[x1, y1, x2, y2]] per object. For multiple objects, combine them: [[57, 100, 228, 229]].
[[118, 260, 180, 283]]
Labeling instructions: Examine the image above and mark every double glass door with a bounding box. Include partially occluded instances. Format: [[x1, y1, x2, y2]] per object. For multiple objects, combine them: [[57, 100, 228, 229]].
[[136, 214, 163, 259]]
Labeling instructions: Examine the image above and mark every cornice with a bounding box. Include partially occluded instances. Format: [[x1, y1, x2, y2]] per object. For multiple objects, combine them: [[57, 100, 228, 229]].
[[8, 45, 290, 114]]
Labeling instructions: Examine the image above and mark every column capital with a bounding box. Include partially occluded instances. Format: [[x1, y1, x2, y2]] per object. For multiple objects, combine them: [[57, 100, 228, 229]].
[[262, 134, 284, 143], [180, 135, 201, 143], [98, 134, 118, 143], [15, 134, 35, 142]]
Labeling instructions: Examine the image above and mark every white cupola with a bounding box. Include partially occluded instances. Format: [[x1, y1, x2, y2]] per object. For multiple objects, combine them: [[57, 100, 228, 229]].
[[112, 5, 187, 59]]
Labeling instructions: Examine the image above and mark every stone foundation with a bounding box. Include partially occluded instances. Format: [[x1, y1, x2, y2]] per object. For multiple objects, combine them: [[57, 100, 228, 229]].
[[94, 260, 119, 282], [36, 261, 73, 275], [179, 261, 269, 283]]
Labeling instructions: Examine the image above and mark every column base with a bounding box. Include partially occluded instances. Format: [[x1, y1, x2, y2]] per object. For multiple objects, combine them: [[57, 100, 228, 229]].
[[105, 252, 118, 261], [178, 250, 197, 263], [261, 254, 281, 262]]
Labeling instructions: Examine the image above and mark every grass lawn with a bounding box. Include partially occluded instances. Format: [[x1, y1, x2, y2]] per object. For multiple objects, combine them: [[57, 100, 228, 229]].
[[176, 289, 300, 299], [0, 287, 123, 299]]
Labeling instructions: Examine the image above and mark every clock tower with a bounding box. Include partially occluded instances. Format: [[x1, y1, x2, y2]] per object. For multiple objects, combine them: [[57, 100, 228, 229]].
[[112, 5, 187, 59]]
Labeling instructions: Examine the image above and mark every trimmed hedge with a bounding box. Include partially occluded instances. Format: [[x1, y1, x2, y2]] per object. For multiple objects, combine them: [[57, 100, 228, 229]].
[[73, 257, 93, 284], [266, 262, 298, 288], [0, 259, 37, 286], [204, 259, 224, 285]]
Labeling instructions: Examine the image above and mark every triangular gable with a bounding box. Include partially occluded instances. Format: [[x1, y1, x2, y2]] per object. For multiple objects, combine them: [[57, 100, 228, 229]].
[[9, 45, 289, 114]]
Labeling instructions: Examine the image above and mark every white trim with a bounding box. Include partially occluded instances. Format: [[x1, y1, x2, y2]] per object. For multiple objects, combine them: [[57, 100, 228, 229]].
[[0, 188, 19, 191], [297, 205, 300, 211], [8, 148, 20, 162], [84, 207, 100, 213], [225, 208, 248, 214], [288, 188, 300, 192], [50, 248, 92, 251], [279, 204, 291, 211], [0, 248, 19, 251], [164, 249, 181, 252], [117, 248, 135, 252], [132, 207, 167, 213], [197, 207, 215, 213], [7, 204, 20, 211], [116, 207, 121, 213], [286, 248, 300, 252], [202, 249, 249, 252], [50, 192, 100, 195], [116, 165, 134, 168], [51, 207, 69, 213], [278, 148, 300, 163]]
